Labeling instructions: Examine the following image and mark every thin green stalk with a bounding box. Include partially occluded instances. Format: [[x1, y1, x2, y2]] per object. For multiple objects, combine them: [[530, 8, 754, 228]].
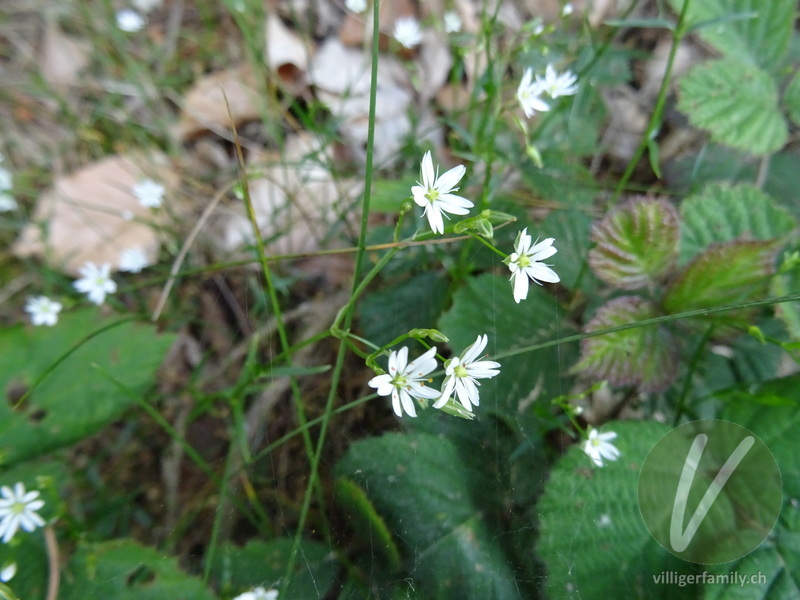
[[673, 324, 715, 424]]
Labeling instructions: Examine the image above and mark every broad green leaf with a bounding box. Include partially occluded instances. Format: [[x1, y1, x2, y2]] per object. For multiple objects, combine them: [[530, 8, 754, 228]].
[[209, 538, 337, 598], [61, 540, 215, 599], [663, 240, 780, 324], [336, 432, 523, 600], [784, 70, 800, 127], [370, 177, 416, 213], [680, 183, 796, 264], [574, 296, 678, 392], [537, 421, 694, 600], [668, 0, 794, 68], [0, 311, 176, 466], [772, 258, 800, 340], [677, 58, 787, 155], [541, 208, 601, 293], [588, 197, 679, 290]]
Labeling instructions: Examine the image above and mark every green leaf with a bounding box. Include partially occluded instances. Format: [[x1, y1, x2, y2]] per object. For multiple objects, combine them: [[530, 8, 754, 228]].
[[537, 421, 694, 600], [336, 432, 523, 600], [540, 208, 600, 293], [588, 197, 679, 290], [61, 540, 215, 599], [0, 311, 176, 466], [772, 256, 800, 340], [668, 0, 794, 68], [677, 58, 787, 155], [680, 183, 796, 264], [663, 240, 780, 323], [574, 296, 678, 392], [209, 538, 337, 598], [783, 70, 800, 127], [370, 177, 416, 213]]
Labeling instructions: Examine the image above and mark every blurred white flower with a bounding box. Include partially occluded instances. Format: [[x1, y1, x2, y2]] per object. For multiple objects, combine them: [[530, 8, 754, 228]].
[[73, 262, 117, 305], [411, 151, 473, 235], [0, 192, 17, 212], [537, 64, 579, 98], [517, 69, 550, 117], [434, 334, 501, 412], [444, 10, 461, 33], [132, 179, 164, 208], [345, 0, 367, 13], [119, 247, 150, 273], [24, 296, 63, 326], [0, 562, 16, 582], [116, 9, 146, 32], [393, 16, 422, 49], [562, 3, 574, 16], [0, 483, 46, 543], [0, 164, 18, 212], [0, 167, 11, 190], [368, 346, 440, 418], [582, 428, 621, 467], [232, 587, 278, 600], [504, 229, 559, 303]]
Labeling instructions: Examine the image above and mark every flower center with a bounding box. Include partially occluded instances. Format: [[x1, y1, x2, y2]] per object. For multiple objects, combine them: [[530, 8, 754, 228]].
[[11, 501, 25, 515], [393, 374, 408, 388], [590, 438, 601, 448], [454, 365, 468, 378], [517, 254, 531, 269], [425, 189, 439, 203]]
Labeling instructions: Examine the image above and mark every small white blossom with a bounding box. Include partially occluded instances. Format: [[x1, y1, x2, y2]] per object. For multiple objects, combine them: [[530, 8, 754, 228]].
[[0, 483, 46, 543], [444, 10, 461, 33], [517, 69, 550, 117], [232, 587, 278, 600], [24, 296, 63, 327], [0, 165, 17, 212], [119, 247, 150, 273], [345, 0, 367, 13], [0, 192, 17, 212], [434, 334, 501, 412], [582, 428, 621, 467], [73, 262, 117, 305], [533, 23, 545, 35], [561, 3, 574, 16], [504, 229, 559, 303], [368, 346, 439, 418], [116, 8, 146, 32], [411, 151, 473, 235], [393, 16, 422, 49], [0, 562, 15, 582], [132, 178, 164, 208], [597, 514, 612, 527], [537, 64, 579, 98]]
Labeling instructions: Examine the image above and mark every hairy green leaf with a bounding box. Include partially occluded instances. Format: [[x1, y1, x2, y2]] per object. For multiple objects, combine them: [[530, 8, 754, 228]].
[[784, 70, 800, 127], [574, 296, 678, 392], [677, 58, 787, 155], [588, 197, 679, 290], [680, 183, 796, 264]]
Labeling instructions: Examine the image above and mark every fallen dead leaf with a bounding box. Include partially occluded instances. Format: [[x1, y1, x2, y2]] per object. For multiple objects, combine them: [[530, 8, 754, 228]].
[[265, 13, 310, 91], [40, 19, 91, 87], [13, 153, 176, 276]]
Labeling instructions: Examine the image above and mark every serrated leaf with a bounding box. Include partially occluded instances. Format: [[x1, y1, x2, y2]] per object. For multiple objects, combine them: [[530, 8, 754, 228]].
[[663, 240, 779, 323], [336, 432, 523, 600], [537, 421, 694, 600], [541, 208, 601, 293], [0, 311, 176, 466], [668, 0, 794, 68], [588, 197, 679, 290], [680, 183, 796, 264], [61, 540, 215, 599], [784, 70, 800, 127], [677, 58, 787, 155], [574, 296, 678, 392]]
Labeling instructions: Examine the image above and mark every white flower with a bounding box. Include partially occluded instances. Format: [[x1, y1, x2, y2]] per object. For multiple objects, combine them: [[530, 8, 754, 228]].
[[232, 587, 278, 600], [132, 178, 164, 208], [597, 513, 612, 527], [562, 3, 574, 16], [0, 483, 46, 543], [345, 0, 367, 13], [73, 262, 117, 305], [505, 229, 559, 303], [0, 165, 17, 212], [582, 428, 621, 467], [537, 64, 579, 98], [116, 9, 146, 32], [0, 562, 15, 582], [24, 296, 63, 326], [119, 247, 150, 273], [517, 69, 550, 117], [0, 167, 12, 190], [411, 151, 473, 235], [434, 334, 501, 412], [393, 16, 422, 49], [444, 11, 461, 33], [368, 346, 440, 418], [0, 192, 17, 212]]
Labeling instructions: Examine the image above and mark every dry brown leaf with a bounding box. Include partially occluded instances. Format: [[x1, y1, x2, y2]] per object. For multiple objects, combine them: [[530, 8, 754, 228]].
[[176, 65, 262, 140], [13, 153, 176, 275], [600, 87, 649, 163], [40, 19, 91, 87], [265, 13, 310, 90], [417, 29, 452, 104]]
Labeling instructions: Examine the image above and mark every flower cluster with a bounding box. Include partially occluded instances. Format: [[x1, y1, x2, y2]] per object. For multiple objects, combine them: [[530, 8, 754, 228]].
[[369, 335, 501, 418], [0, 483, 45, 544], [517, 64, 579, 117]]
